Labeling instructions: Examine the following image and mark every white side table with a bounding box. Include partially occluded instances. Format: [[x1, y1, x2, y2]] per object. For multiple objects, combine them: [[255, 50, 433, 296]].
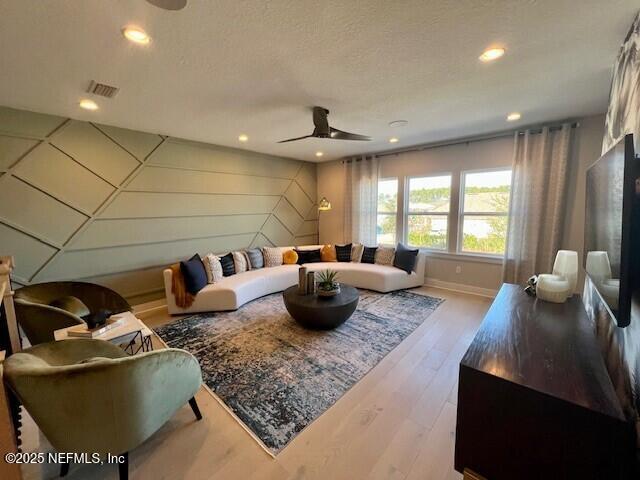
[[54, 312, 153, 355]]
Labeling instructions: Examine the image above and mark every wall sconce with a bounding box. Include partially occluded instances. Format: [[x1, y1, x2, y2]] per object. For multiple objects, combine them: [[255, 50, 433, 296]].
[[318, 197, 332, 211]]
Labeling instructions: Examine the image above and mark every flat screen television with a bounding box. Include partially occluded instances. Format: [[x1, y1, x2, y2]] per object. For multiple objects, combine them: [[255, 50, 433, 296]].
[[584, 133, 640, 327]]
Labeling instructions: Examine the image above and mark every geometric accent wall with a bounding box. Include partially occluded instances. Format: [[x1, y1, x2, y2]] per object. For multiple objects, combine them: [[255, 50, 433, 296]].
[[0, 106, 318, 303]]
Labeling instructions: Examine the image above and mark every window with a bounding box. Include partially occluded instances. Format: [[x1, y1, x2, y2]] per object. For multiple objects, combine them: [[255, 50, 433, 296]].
[[377, 178, 398, 244], [406, 175, 451, 250], [459, 169, 512, 255]]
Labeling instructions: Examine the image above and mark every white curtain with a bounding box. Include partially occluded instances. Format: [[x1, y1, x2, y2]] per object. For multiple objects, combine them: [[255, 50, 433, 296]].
[[502, 124, 573, 285], [343, 156, 379, 245]]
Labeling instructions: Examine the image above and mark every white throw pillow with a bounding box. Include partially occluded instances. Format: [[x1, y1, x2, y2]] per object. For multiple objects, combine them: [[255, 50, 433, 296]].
[[203, 253, 223, 283], [241, 251, 252, 270], [375, 246, 395, 266], [262, 246, 283, 267], [232, 251, 248, 273], [351, 243, 364, 262]]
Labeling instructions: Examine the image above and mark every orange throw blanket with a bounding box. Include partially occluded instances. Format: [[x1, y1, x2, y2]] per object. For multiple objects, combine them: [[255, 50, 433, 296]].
[[170, 263, 195, 309]]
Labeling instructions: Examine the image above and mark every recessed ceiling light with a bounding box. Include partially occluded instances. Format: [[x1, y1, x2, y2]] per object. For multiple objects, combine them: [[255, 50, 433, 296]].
[[79, 99, 99, 111], [389, 120, 408, 128], [315, 151, 324, 157], [238, 134, 248, 142], [507, 112, 521, 121], [479, 47, 505, 62], [122, 26, 151, 45], [389, 137, 399, 144]]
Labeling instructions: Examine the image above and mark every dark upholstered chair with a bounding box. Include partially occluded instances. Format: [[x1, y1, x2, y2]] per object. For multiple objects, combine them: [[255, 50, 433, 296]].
[[14, 282, 131, 346]]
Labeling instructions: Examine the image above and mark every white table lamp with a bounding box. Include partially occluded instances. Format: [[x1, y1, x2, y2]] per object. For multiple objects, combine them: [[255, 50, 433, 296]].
[[552, 250, 579, 295], [585, 251, 612, 286]]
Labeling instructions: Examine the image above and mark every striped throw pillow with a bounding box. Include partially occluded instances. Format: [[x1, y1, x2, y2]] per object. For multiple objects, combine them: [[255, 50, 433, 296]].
[[232, 251, 249, 273], [219, 253, 236, 276]]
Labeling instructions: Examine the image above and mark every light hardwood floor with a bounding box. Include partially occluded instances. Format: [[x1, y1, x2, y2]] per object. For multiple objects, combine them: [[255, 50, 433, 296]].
[[21, 287, 491, 480]]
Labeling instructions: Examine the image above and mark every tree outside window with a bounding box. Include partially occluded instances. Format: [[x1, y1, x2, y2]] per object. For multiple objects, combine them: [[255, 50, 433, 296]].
[[459, 169, 511, 255], [406, 175, 451, 250]]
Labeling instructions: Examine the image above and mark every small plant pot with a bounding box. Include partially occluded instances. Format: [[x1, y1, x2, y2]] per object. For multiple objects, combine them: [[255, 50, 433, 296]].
[[317, 285, 341, 297]]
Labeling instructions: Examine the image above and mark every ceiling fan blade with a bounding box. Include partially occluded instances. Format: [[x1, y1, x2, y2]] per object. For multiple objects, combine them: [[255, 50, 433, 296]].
[[312, 107, 330, 135], [146, 0, 187, 10], [329, 127, 371, 141], [277, 134, 314, 143]]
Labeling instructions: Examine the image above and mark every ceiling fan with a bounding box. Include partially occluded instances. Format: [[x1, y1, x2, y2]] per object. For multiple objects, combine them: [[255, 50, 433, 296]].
[[146, 0, 187, 10], [278, 107, 371, 143]]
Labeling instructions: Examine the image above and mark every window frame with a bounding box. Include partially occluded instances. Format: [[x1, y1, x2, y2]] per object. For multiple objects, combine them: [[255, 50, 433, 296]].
[[457, 167, 512, 257], [376, 177, 399, 246], [403, 173, 453, 252]]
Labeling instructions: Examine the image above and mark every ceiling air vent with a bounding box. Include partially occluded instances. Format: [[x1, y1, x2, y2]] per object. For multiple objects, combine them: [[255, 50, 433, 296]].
[[86, 81, 119, 99]]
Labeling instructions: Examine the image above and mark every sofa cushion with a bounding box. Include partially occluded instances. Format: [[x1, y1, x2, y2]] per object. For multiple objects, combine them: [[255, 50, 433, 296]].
[[180, 254, 208, 294], [296, 248, 321, 264], [203, 254, 223, 283], [320, 244, 337, 262], [245, 248, 264, 269], [283, 249, 299, 264], [351, 243, 364, 262], [49, 296, 90, 317], [393, 243, 419, 273], [361, 246, 377, 264], [375, 246, 395, 266], [262, 246, 283, 267], [335, 243, 352, 262], [304, 261, 423, 293], [232, 251, 249, 273], [219, 253, 236, 277]]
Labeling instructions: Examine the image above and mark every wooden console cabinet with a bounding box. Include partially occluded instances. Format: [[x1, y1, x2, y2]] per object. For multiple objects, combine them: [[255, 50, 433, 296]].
[[455, 283, 636, 479]]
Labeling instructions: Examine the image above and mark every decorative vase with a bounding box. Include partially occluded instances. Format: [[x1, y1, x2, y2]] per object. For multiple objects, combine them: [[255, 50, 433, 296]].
[[306, 271, 316, 294], [298, 266, 307, 295]]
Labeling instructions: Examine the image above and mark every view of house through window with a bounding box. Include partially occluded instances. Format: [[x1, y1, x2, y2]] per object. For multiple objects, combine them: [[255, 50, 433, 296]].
[[459, 169, 512, 255], [407, 175, 451, 249], [376, 178, 398, 244]]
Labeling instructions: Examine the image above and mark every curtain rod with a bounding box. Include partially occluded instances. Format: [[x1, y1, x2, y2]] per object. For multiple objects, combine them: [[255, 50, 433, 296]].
[[343, 120, 580, 162]]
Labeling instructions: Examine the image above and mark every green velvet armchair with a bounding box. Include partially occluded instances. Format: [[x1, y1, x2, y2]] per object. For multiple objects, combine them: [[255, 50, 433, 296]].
[[14, 281, 131, 346], [3, 339, 203, 480]]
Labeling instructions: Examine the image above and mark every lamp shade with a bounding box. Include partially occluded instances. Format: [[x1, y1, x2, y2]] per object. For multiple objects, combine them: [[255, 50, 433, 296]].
[[585, 251, 612, 284], [318, 197, 331, 211], [552, 250, 578, 295]]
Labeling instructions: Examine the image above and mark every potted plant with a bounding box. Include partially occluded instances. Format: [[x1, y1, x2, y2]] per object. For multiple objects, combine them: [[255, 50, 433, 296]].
[[316, 269, 340, 297]]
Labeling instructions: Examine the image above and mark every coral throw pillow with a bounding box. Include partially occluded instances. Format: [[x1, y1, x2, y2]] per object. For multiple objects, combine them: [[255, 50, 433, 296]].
[[283, 249, 299, 264], [321, 244, 337, 262]]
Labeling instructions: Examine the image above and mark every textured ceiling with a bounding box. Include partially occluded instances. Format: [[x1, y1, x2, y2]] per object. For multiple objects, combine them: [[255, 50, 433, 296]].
[[0, 0, 636, 162]]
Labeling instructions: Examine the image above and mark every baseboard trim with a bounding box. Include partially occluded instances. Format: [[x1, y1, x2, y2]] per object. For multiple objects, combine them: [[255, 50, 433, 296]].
[[424, 278, 497, 298], [132, 298, 168, 319]]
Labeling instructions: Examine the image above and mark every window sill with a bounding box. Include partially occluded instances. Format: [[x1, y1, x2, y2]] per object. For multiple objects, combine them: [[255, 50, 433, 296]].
[[420, 250, 504, 265]]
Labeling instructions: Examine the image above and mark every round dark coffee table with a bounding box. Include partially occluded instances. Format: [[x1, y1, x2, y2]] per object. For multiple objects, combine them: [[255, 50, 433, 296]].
[[283, 284, 359, 329]]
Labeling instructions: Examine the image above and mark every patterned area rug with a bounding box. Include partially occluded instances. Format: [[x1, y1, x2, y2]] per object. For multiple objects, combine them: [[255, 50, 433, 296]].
[[154, 289, 442, 454]]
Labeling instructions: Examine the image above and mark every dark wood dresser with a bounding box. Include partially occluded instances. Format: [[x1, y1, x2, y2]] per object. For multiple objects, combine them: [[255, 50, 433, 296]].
[[455, 283, 636, 479]]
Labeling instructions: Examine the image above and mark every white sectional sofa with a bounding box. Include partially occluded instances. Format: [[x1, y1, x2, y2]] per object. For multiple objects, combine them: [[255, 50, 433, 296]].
[[164, 246, 426, 314]]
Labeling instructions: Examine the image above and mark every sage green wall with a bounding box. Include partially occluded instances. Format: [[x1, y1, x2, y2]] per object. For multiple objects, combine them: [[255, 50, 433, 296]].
[[0, 106, 318, 304]]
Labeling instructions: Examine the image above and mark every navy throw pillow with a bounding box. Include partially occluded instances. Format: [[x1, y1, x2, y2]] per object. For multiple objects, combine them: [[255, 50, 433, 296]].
[[335, 243, 352, 262], [180, 254, 208, 295], [245, 248, 264, 269], [219, 253, 236, 277], [393, 243, 419, 274], [295, 248, 321, 264], [361, 246, 377, 264]]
